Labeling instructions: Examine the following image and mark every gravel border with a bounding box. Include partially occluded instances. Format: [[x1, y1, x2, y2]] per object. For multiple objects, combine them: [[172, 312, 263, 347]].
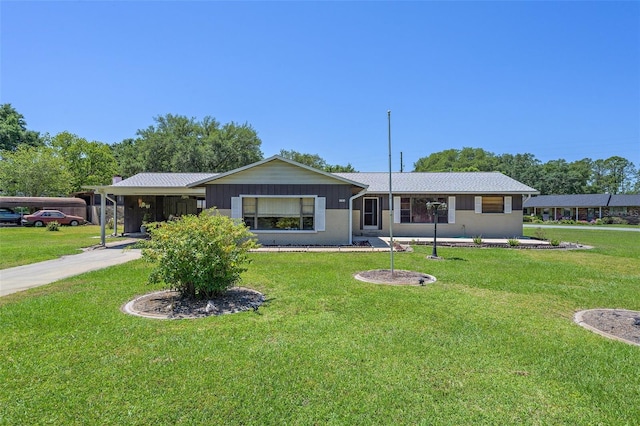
[[122, 287, 264, 320], [574, 309, 640, 347], [354, 269, 436, 286]]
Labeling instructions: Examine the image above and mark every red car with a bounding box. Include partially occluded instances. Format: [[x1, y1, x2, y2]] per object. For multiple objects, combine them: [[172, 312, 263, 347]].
[[22, 210, 85, 227]]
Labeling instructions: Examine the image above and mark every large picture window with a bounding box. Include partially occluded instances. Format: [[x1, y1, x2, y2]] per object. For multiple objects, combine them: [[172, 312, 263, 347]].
[[399, 197, 448, 223], [243, 197, 315, 230]]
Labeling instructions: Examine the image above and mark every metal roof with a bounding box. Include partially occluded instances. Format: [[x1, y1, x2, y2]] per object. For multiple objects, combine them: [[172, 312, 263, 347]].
[[113, 173, 218, 187], [523, 194, 611, 208], [334, 172, 538, 194]]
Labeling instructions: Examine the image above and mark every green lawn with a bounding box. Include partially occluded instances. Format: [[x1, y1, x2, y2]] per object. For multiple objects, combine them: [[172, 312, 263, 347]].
[[1, 229, 639, 424], [0, 225, 103, 269]]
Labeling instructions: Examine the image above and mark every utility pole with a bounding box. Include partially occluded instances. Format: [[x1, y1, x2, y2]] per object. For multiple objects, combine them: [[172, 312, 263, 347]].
[[400, 152, 404, 173], [388, 110, 394, 275]]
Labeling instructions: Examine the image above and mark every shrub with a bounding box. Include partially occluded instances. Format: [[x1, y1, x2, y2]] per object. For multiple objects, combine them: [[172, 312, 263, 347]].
[[522, 215, 534, 223], [142, 208, 260, 299], [472, 235, 483, 245], [46, 221, 60, 231], [507, 237, 520, 247], [594, 218, 603, 225], [550, 238, 561, 246], [106, 218, 114, 230], [603, 216, 629, 225], [533, 227, 547, 241]]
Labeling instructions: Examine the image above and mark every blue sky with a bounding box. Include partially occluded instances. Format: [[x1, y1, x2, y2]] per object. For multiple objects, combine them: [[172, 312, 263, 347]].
[[2, 1, 638, 172]]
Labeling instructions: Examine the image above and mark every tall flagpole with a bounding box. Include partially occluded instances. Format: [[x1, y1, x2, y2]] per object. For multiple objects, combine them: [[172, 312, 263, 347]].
[[388, 110, 394, 276]]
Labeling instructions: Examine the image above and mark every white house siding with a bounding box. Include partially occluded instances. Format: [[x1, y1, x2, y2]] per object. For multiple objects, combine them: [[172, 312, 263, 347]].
[[365, 209, 524, 238], [452, 210, 523, 238]]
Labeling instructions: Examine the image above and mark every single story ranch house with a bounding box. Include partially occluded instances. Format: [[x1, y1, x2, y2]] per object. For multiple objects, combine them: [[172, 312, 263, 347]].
[[90, 155, 539, 245]]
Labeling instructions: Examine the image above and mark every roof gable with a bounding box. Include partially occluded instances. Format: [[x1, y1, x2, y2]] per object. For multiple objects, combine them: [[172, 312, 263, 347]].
[[189, 156, 367, 188]]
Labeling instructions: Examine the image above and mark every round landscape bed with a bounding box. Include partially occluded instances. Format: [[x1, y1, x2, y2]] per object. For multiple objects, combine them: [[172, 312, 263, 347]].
[[354, 269, 436, 286], [122, 287, 264, 319], [574, 309, 640, 347]]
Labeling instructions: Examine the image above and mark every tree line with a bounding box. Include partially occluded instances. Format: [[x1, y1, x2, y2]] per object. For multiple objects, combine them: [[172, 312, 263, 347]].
[[413, 147, 638, 195], [0, 104, 637, 196]]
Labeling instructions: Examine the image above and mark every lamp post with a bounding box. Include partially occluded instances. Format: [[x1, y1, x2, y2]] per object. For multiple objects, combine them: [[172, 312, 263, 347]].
[[426, 201, 447, 258]]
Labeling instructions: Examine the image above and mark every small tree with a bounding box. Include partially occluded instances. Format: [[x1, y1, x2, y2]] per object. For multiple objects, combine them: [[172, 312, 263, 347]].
[[142, 208, 259, 299]]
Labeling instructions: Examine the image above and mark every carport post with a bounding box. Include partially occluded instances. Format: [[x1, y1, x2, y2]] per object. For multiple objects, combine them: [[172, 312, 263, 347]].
[[100, 190, 106, 246]]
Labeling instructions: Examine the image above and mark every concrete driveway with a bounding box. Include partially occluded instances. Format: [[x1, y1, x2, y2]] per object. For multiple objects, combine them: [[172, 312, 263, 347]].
[[0, 241, 142, 297]]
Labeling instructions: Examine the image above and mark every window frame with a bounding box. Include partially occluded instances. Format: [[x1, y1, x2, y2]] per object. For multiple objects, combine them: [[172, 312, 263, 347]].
[[241, 195, 320, 233], [399, 196, 448, 224], [482, 196, 504, 214], [474, 196, 512, 214]]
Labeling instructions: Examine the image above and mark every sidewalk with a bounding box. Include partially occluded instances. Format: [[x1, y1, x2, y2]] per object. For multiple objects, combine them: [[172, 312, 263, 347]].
[[0, 240, 142, 297]]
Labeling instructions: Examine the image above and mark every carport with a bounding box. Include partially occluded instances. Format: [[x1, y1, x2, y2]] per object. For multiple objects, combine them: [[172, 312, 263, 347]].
[[86, 173, 212, 246], [0, 196, 87, 219]]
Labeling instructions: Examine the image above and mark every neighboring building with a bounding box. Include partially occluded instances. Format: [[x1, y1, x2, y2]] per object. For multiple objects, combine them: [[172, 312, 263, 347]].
[[523, 194, 640, 222], [0, 196, 87, 219], [608, 194, 640, 218], [90, 156, 539, 245]]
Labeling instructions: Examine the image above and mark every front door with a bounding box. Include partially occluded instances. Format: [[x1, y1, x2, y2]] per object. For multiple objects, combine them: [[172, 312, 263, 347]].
[[363, 197, 378, 229]]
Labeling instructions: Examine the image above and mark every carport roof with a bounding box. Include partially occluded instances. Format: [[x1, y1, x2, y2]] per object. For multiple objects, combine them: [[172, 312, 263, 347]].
[[111, 173, 218, 187], [86, 173, 216, 196]]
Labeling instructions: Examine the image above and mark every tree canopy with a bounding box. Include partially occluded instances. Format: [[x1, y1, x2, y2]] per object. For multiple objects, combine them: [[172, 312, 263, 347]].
[[0, 104, 42, 151], [111, 114, 264, 177], [413, 147, 638, 194], [0, 144, 73, 196], [279, 149, 357, 172], [50, 131, 119, 193]]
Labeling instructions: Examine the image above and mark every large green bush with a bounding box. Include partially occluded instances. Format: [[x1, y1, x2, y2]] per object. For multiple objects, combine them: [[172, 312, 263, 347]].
[[142, 209, 259, 299]]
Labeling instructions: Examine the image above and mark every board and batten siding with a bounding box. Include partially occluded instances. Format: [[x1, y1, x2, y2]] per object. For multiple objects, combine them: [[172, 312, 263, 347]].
[[206, 184, 354, 210]]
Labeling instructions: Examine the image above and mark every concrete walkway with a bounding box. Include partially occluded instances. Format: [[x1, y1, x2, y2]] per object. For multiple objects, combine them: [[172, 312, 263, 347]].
[[0, 240, 142, 297]]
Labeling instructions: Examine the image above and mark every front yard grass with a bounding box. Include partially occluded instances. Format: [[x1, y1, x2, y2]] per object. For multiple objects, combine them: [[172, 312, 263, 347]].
[[0, 229, 638, 424], [0, 225, 102, 269]]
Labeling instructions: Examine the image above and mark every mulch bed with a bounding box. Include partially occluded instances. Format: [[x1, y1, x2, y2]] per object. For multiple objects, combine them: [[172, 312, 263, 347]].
[[123, 287, 264, 319]]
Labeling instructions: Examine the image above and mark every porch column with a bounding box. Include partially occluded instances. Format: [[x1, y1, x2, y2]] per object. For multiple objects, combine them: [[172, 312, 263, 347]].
[[100, 191, 106, 246]]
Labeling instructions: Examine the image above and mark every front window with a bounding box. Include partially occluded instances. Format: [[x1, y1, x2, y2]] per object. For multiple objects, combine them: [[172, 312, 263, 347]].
[[482, 196, 504, 213], [243, 197, 315, 230], [400, 197, 448, 223]]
